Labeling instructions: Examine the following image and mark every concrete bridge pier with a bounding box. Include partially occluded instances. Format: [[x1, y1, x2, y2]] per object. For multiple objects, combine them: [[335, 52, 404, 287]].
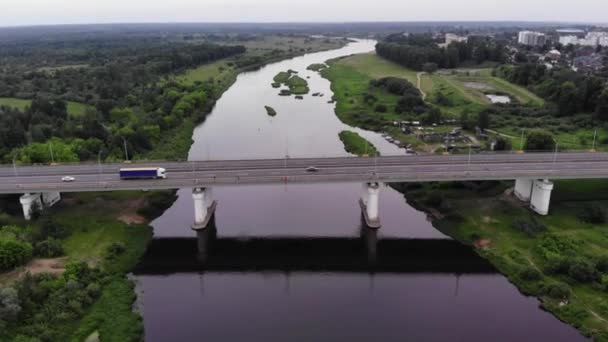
[[19, 192, 61, 220], [360, 182, 381, 229], [514, 178, 534, 202], [514, 179, 554, 216], [530, 180, 554, 216], [192, 188, 217, 230]]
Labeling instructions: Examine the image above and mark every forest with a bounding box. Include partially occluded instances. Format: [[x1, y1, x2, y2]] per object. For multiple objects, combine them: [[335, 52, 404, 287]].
[[0, 35, 248, 163], [495, 64, 608, 120], [375, 33, 507, 70]]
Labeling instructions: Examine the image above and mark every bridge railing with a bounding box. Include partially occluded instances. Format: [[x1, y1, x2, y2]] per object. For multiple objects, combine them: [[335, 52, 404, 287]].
[[0, 149, 604, 169]]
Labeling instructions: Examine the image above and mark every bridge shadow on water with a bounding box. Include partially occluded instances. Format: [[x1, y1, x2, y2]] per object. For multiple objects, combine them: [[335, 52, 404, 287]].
[[134, 220, 496, 275]]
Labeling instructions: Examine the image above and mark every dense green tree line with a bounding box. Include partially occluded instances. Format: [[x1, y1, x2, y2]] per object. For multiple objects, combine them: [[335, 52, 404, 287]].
[[0, 39, 244, 109], [495, 64, 608, 119], [376, 34, 506, 71]]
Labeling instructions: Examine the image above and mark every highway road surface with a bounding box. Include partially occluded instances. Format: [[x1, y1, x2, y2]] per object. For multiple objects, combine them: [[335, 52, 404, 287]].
[[0, 152, 607, 194]]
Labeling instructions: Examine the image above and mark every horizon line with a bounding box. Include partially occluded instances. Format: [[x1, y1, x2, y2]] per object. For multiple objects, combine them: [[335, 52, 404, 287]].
[[1, 20, 607, 30]]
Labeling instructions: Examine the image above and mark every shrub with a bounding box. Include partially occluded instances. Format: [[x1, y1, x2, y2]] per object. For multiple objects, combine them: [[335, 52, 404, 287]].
[[106, 242, 126, 260], [424, 192, 443, 208], [375, 104, 388, 113], [519, 266, 542, 281], [511, 218, 547, 237], [0, 287, 21, 322], [568, 258, 598, 283], [577, 202, 606, 224], [33, 238, 64, 258], [0, 239, 33, 271], [542, 282, 571, 299]]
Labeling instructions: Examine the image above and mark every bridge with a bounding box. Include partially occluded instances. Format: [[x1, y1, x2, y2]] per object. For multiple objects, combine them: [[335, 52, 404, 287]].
[[5, 152, 608, 228]]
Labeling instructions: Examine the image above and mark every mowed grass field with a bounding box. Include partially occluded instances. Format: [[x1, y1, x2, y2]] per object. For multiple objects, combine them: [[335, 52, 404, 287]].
[[0, 97, 91, 117], [173, 60, 238, 89]]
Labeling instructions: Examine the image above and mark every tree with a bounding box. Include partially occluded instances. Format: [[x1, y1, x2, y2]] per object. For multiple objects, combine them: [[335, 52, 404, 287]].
[[477, 111, 490, 131], [524, 130, 555, 152], [460, 111, 473, 130], [493, 136, 512, 151], [595, 89, 608, 122], [0, 287, 21, 322], [422, 62, 438, 73], [0, 239, 33, 271], [557, 81, 579, 117]]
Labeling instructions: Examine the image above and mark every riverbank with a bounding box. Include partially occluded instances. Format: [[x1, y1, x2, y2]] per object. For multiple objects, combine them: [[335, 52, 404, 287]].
[[391, 180, 608, 340], [319, 50, 608, 339], [0, 190, 177, 341]]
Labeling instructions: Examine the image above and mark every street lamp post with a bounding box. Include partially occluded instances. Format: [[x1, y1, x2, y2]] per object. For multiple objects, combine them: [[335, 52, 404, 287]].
[[49, 143, 55, 164], [593, 129, 598, 151], [553, 141, 559, 164], [97, 151, 102, 182], [12, 156, 18, 178], [468, 144, 472, 169], [122, 138, 130, 162]]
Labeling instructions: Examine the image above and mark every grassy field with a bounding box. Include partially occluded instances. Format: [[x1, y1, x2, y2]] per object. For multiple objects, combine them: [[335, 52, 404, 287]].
[[218, 35, 348, 56], [395, 179, 608, 340], [336, 53, 418, 84], [322, 56, 406, 130], [0, 97, 91, 117], [338, 130, 378, 156], [494, 126, 608, 152], [173, 60, 238, 90]]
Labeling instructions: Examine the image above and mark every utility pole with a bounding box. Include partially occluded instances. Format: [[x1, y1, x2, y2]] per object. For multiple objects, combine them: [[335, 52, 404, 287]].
[[593, 129, 598, 151], [97, 150, 103, 183], [49, 143, 55, 164], [122, 138, 129, 162], [553, 141, 559, 164], [520, 128, 526, 151], [12, 155, 18, 178], [468, 144, 472, 169]]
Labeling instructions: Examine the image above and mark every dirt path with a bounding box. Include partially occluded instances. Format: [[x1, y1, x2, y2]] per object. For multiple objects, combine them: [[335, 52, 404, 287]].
[[485, 129, 516, 139], [417, 72, 427, 100]]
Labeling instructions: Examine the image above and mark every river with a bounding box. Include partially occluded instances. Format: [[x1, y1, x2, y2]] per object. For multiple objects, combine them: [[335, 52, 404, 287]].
[[135, 39, 585, 341]]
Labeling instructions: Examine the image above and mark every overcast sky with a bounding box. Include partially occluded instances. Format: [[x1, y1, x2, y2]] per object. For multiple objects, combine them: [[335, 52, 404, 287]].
[[1, 0, 606, 27]]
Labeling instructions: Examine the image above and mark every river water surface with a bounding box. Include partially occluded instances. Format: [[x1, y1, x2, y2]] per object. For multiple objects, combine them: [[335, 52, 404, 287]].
[[135, 40, 585, 341]]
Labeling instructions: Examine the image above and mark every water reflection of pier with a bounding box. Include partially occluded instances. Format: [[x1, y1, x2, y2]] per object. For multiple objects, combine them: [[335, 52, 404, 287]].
[[135, 223, 495, 275]]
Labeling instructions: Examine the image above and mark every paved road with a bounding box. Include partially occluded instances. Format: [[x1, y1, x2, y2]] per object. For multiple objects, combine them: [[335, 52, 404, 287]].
[[1, 152, 608, 194]]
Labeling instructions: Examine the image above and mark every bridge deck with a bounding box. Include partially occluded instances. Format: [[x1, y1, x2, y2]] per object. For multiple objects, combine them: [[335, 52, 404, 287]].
[[1, 152, 607, 193]]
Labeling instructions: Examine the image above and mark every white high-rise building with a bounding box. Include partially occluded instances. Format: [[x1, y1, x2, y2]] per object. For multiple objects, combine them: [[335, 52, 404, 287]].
[[558, 31, 608, 47], [559, 35, 579, 46], [518, 31, 546, 46]]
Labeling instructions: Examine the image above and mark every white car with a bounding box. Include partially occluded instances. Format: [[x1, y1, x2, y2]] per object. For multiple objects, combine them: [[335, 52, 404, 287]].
[[61, 176, 76, 182], [305, 166, 320, 173]]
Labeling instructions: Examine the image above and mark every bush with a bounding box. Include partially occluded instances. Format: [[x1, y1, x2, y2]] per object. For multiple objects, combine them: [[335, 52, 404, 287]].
[[577, 202, 606, 224], [511, 218, 547, 237], [105, 242, 126, 260], [519, 266, 542, 281], [375, 104, 388, 113], [568, 258, 597, 283], [0, 239, 33, 271], [542, 282, 571, 299], [33, 238, 64, 258], [0, 287, 21, 322]]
